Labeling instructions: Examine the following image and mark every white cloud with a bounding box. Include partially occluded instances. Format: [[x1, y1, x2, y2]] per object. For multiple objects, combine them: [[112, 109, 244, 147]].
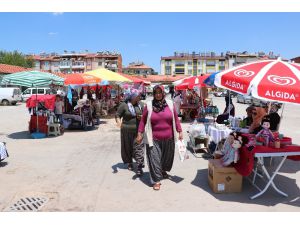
[[48, 32, 58, 36], [52, 12, 64, 16]]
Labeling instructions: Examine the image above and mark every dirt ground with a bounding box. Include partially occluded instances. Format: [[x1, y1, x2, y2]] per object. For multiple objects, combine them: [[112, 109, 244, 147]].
[[0, 96, 300, 211]]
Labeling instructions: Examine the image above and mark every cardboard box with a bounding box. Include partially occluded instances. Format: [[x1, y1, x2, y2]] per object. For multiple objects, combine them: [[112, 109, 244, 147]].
[[208, 159, 242, 193]]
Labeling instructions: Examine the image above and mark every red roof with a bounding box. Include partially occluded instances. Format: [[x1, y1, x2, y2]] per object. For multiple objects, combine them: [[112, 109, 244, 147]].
[[0, 64, 31, 74], [131, 75, 187, 83]]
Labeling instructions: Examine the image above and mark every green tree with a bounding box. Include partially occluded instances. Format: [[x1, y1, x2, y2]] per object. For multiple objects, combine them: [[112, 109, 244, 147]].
[[0, 50, 34, 68]]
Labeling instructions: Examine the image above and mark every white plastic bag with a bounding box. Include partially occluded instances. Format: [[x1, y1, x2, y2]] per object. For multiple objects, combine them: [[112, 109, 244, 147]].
[[176, 140, 189, 162]]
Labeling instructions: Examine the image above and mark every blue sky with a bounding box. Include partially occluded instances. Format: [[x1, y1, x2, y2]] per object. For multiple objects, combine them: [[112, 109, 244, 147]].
[[0, 13, 300, 72]]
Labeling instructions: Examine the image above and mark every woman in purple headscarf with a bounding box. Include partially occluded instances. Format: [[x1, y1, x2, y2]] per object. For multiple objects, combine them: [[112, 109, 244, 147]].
[[115, 88, 145, 176]]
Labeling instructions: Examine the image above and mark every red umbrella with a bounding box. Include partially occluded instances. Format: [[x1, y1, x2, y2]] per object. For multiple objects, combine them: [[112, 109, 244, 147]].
[[175, 75, 210, 90], [64, 73, 101, 85], [215, 59, 300, 104]]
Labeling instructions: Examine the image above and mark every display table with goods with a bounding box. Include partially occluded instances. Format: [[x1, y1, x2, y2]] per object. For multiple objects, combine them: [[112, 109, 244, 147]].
[[207, 125, 232, 144], [233, 137, 300, 199]]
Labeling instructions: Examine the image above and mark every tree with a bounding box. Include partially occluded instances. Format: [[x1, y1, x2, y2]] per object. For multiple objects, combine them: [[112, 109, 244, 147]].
[[0, 50, 34, 68]]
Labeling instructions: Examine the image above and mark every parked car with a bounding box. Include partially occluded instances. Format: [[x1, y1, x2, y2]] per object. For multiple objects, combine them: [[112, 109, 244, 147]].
[[252, 97, 267, 107], [213, 91, 224, 97], [0, 87, 22, 105], [237, 94, 252, 104], [21, 87, 56, 101]]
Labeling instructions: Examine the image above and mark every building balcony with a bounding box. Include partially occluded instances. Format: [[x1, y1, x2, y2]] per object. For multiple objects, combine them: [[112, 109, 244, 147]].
[[59, 65, 71, 69], [71, 63, 85, 69]]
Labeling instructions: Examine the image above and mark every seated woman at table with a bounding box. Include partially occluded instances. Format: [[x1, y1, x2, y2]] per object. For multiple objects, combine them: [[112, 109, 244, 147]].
[[249, 107, 267, 134], [216, 96, 235, 124]]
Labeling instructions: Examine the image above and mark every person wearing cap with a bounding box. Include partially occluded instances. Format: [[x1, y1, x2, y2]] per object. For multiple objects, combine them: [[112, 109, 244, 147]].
[[136, 85, 183, 191], [116, 88, 145, 176]]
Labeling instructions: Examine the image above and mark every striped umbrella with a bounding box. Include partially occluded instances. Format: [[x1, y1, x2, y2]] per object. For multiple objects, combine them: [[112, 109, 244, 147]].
[[1, 71, 64, 87]]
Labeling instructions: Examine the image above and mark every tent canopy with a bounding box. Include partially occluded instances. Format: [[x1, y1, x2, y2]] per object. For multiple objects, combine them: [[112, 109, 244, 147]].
[[85, 68, 131, 82], [1, 70, 64, 87]]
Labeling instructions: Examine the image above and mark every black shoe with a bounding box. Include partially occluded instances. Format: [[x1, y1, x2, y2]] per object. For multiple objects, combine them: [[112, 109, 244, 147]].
[[162, 171, 169, 179], [136, 168, 144, 176], [127, 163, 133, 171]]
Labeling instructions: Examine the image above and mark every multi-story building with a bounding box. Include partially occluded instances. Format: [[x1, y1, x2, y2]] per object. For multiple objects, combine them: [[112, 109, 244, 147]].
[[291, 56, 300, 63], [160, 51, 282, 76], [122, 61, 155, 76], [161, 52, 227, 76], [29, 51, 122, 74]]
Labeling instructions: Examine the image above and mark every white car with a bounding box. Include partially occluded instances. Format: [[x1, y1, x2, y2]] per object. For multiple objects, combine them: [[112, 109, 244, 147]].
[[0, 87, 22, 105], [21, 87, 55, 101]]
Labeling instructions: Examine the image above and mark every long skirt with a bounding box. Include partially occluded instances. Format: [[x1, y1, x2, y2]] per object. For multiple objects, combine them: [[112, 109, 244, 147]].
[[120, 127, 144, 167], [146, 138, 175, 185]]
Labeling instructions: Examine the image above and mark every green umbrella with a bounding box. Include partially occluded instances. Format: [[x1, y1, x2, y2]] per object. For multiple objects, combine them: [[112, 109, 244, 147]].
[[1, 70, 64, 87]]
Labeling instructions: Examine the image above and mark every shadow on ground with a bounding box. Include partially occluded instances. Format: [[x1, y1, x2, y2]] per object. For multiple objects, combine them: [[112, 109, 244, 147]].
[[0, 161, 8, 167], [191, 168, 300, 208], [7, 131, 31, 139], [111, 162, 127, 174]]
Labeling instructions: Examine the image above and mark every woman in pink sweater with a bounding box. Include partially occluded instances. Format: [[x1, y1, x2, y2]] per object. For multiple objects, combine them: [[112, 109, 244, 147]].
[[136, 85, 183, 190]]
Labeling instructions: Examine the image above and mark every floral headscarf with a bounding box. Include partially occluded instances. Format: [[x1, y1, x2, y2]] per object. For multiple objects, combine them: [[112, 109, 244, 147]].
[[152, 85, 168, 113], [124, 88, 140, 103]]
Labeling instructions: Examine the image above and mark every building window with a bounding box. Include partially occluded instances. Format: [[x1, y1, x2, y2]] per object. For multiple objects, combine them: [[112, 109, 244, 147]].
[[188, 69, 192, 75], [206, 60, 216, 66], [175, 61, 185, 67], [175, 68, 185, 74], [165, 66, 171, 75], [98, 62, 102, 66], [197, 61, 202, 65], [187, 61, 192, 65], [165, 60, 171, 66], [198, 69, 202, 74]]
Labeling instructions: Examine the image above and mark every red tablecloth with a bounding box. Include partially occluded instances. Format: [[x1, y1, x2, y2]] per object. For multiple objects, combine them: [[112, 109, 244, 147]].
[[234, 141, 300, 176], [29, 115, 48, 134], [26, 95, 56, 111]]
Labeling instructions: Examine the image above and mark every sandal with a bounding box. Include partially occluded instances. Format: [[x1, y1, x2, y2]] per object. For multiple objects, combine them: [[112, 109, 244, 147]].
[[153, 183, 161, 191]]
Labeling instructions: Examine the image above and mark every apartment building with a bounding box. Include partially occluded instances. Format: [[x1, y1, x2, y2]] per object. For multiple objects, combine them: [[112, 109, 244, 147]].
[[122, 61, 155, 76], [160, 51, 282, 76], [160, 52, 227, 76], [29, 51, 122, 74]]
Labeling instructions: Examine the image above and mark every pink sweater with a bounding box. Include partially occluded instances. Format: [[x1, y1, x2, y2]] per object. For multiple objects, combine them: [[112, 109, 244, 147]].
[[138, 104, 182, 140]]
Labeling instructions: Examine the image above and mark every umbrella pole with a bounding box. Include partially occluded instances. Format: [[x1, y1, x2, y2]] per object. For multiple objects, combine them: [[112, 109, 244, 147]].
[[36, 86, 39, 133]]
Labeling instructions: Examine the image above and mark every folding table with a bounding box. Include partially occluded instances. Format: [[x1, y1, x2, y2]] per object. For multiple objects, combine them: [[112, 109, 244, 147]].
[[250, 147, 300, 199]]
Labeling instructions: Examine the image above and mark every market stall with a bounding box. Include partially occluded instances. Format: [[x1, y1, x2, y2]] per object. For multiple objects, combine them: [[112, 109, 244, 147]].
[[208, 58, 300, 197], [1, 71, 64, 138], [174, 74, 219, 121]]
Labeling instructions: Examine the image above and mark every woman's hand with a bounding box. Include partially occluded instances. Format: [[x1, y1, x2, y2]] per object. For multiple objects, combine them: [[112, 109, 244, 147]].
[[136, 132, 143, 144], [178, 132, 183, 140]]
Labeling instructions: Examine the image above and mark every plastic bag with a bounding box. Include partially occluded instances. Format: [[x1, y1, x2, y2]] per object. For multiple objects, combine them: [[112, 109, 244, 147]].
[[176, 140, 189, 162], [189, 121, 206, 138], [0, 142, 9, 162]]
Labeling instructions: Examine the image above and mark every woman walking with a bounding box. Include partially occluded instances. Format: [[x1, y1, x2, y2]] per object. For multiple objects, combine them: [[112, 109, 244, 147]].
[[116, 89, 145, 176], [136, 85, 183, 191]]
